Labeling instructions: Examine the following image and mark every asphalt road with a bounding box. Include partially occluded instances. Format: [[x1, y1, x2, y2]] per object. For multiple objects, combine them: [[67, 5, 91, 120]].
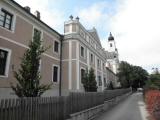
[[95, 92, 149, 120]]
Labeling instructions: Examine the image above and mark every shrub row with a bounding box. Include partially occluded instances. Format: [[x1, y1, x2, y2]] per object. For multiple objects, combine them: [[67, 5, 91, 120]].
[[145, 90, 160, 120]]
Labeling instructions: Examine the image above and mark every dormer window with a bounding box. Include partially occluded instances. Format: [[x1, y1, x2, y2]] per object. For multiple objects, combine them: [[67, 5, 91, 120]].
[[0, 9, 13, 30]]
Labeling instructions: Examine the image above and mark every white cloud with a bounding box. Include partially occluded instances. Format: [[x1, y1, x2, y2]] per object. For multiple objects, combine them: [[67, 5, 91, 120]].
[[77, 0, 160, 70], [109, 0, 160, 69], [15, 0, 160, 71], [77, 1, 111, 33], [15, 0, 65, 33]]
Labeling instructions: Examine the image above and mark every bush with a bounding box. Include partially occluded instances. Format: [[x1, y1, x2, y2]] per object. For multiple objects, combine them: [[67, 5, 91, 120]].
[[106, 81, 114, 90], [82, 68, 97, 92], [145, 90, 160, 120]]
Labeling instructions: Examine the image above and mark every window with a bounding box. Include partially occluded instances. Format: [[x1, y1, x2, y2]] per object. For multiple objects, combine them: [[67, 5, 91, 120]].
[[64, 24, 70, 33], [110, 43, 112, 47], [0, 9, 13, 30], [33, 28, 41, 40], [90, 53, 94, 63], [97, 59, 100, 67], [54, 41, 59, 53], [72, 24, 76, 32], [81, 69, 85, 83], [103, 63, 105, 70], [86, 36, 89, 42], [98, 76, 102, 86], [80, 29, 85, 38], [0, 48, 10, 76], [104, 78, 107, 87], [80, 46, 85, 57], [52, 66, 59, 82]]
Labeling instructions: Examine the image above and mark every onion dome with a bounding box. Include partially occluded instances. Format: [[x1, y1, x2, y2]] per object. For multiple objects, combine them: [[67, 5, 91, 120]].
[[108, 32, 114, 41]]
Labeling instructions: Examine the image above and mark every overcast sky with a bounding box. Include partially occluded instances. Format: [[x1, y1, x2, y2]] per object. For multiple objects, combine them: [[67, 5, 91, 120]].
[[15, 0, 160, 73]]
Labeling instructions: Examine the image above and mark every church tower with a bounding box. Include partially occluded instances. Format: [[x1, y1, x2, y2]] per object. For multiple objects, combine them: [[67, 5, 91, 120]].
[[106, 32, 119, 74], [108, 32, 117, 52]]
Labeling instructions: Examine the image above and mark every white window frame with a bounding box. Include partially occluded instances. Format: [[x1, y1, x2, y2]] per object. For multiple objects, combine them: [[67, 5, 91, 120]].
[[53, 40, 60, 54], [0, 47, 11, 78], [52, 64, 60, 83], [0, 6, 16, 33], [80, 45, 85, 58]]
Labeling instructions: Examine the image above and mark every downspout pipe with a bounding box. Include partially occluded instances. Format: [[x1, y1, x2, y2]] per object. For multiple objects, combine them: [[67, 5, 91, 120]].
[[59, 35, 63, 96]]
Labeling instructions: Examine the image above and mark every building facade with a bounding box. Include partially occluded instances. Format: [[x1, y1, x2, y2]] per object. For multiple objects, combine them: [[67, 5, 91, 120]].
[[0, 0, 119, 98], [0, 0, 62, 98], [61, 17, 108, 94]]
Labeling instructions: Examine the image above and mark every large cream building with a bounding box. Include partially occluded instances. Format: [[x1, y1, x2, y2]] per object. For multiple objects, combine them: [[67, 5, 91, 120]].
[[0, 0, 119, 98]]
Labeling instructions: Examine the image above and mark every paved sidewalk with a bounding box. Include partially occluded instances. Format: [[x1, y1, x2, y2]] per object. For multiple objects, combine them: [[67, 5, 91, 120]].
[[95, 92, 149, 120]]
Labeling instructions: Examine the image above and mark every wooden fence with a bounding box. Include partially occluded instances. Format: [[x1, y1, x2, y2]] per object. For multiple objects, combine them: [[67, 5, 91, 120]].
[[0, 88, 131, 120], [104, 88, 131, 101], [69, 92, 104, 113], [0, 96, 67, 120]]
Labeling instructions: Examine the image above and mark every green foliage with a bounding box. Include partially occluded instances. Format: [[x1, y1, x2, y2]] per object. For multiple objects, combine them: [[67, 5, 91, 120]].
[[106, 81, 114, 90], [82, 68, 97, 92], [145, 73, 160, 90], [118, 61, 148, 89], [11, 31, 51, 97]]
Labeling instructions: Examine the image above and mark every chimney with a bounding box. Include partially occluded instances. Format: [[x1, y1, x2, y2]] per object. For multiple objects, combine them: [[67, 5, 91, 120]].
[[24, 6, 31, 13], [34, 11, 40, 19]]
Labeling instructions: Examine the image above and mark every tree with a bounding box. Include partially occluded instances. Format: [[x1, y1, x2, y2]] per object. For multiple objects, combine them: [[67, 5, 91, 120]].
[[117, 61, 148, 89], [11, 30, 51, 97], [130, 65, 148, 89], [145, 73, 160, 90], [82, 68, 98, 92], [106, 81, 114, 90], [117, 61, 132, 88]]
